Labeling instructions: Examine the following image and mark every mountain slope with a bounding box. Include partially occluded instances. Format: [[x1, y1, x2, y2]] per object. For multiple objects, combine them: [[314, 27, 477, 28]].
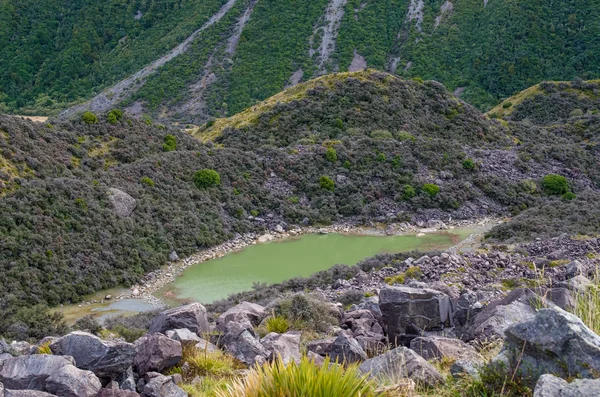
[[3, 0, 600, 121]]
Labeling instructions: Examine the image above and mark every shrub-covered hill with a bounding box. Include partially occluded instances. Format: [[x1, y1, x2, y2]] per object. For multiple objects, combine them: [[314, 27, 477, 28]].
[[0, 71, 599, 337], [4, 0, 600, 121]]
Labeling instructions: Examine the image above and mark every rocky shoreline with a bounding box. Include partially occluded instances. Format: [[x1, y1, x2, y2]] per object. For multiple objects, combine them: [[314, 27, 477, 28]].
[[75, 217, 500, 311]]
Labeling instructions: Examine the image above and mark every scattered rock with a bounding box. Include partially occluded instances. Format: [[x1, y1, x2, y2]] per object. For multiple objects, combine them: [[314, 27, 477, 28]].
[[217, 302, 266, 328], [220, 321, 269, 365], [142, 373, 186, 397], [306, 338, 335, 356], [165, 329, 201, 344], [410, 336, 483, 362], [258, 234, 274, 243], [134, 334, 182, 376], [194, 339, 219, 353], [534, 373, 600, 397], [260, 332, 301, 364], [328, 335, 367, 364], [149, 303, 209, 334], [450, 359, 481, 380], [107, 188, 136, 217]]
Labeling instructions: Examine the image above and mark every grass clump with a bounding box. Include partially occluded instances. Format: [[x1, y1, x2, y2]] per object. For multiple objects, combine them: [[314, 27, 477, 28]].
[[405, 266, 422, 280], [37, 341, 52, 355], [265, 315, 290, 334], [216, 356, 382, 397], [572, 267, 600, 334], [385, 273, 405, 285]]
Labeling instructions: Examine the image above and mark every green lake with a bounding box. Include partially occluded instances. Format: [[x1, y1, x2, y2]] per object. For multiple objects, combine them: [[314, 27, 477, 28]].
[[157, 229, 474, 305]]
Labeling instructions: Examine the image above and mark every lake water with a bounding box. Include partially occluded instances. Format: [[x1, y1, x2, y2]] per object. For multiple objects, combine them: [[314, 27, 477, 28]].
[[156, 230, 473, 305]]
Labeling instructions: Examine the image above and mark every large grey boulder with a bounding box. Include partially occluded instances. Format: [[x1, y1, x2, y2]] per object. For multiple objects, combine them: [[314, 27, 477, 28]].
[[379, 286, 453, 345], [134, 334, 182, 376], [358, 347, 443, 388], [149, 303, 209, 334], [410, 336, 483, 362], [328, 335, 367, 364], [5, 391, 57, 397], [501, 307, 600, 381], [454, 292, 483, 327], [465, 289, 538, 342], [45, 365, 101, 397], [0, 355, 100, 397], [50, 331, 135, 379], [260, 332, 301, 364], [194, 338, 219, 353], [217, 302, 266, 328], [534, 374, 600, 397], [142, 373, 186, 397], [220, 321, 269, 366], [107, 188, 136, 217]]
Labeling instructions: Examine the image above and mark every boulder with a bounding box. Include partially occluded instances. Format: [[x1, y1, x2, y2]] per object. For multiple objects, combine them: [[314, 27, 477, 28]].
[[534, 374, 600, 397], [260, 332, 301, 364], [410, 337, 483, 362], [165, 329, 201, 344], [45, 365, 101, 397], [221, 321, 269, 365], [358, 347, 443, 388], [450, 359, 480, 380], [149, 303, 209, 334], [0, 355, 100, 397], [379, 286, 453, 346], [194, 339, 219, 353], [426, 219, 447, 229], [107, 188, 136, 217], [50, 331, 135, 379], [168, 251, 179, 262], [454, 292, 483, 327], [134, 334, 182, 376], [465, 289, 537, 342], [5, 391, 57, 397], [217, 302, 266, 328], [9, 342, 30, 356], [328, 335, 367, 364], [142, 373, 186, 397], [306, 338, 335, 356], [502, 307, 600, 381], [97, 389, 140, 397]]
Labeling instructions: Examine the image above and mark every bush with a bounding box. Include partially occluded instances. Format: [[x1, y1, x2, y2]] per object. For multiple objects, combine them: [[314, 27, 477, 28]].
[[163, 134, 177, 151], [405, 266, 422, 280], [333, 118, 344, 129], [370, 129, 393, 139], [337, 290, 364, 306], [82, 111, 98, 124], [502, 101, 513, 109], [141, 176, 155, 187], [73, 315, 102, 334], [194, 169, 221, 189], [562, 192, 576, 200], [275, 293, 338, 332], [107, 109, 123, 124], [319, 176, 335, 191], [462, 158, 476, 170], [401, 185, 417, 200], [325, 147, 337, 162], [265, 316, 290, 333], [385, 273, 405, 285], [217, 356, 380, 397], [541, 174, 569, 195], [422, 183, 441, 197]]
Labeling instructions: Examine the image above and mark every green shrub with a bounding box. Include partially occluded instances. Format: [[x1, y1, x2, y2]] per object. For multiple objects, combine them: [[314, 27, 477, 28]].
[[287, 196, 299, 204], [275, 294, 338, 332], [82, 111, 98, 124], [395, 131, 416, 141], [370, 129, 393, 139], [563, 192, 576, 200], [343, 160, 351, 169], [502, 101, 513, 109], [163, 134, 177, 152], [217, 356, 380, 397], [337, 290, 364, 306], [333, 118, 344, 129], [250, 209, 259, 217], [462, 158, 476, 170], [376, 153, 386, 162], [194, 169, 221, 189], [141, 176, 155, 187], [107, 109, 123, 124], [109, 325, 146, 343], [325, 147, 337, 162], [73, 315, 102, 334], [385, 273, 405, 285], [265, 316, 290, 333], [319, 176, 335, 191], [422, 183, 441, 197], [405, 266, 422, 280], [401, 185, 417, 200], [541, 174, 569, 195]]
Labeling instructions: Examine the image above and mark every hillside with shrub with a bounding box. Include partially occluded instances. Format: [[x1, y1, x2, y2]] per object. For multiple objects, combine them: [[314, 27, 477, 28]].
[[1, 71, 600, 338], [3, 0, 600, 122]]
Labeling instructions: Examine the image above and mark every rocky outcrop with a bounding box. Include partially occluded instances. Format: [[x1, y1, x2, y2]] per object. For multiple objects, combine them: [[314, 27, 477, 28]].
[[134, 334, 182, 376], [379, 286, 453, 345], [220, 321, 269, 365], [50, 331, 135, 380], [107, 188, 136, 217], [358, 346, 443, 388], [410, 336, 483, 362], [260, 332, 301, 364], [149, 303, 209, 335], [534, 374, 600, 397], [217, 302, 266, 328], [0, 355, 100, 397], [501, 307, 600, 381]]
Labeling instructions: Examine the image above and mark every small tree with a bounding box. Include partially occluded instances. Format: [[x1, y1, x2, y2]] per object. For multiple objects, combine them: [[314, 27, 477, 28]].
[[422, 183, 441, 197], [402, 185, 417, 200], [319, 176, 335, 191], [107, 109, 123, 124], [541, 174, 569, 195], [325, 147, 337, 162], [194, 169, 221, 189], [163, 134, 177, 152], [462, 158, 476, 170], [82, 111, 98, 124]]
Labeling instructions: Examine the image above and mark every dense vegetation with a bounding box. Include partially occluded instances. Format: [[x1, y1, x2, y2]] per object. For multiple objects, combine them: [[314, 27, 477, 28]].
[[1, 71, 599, 338], [3, 0, 600, 121]]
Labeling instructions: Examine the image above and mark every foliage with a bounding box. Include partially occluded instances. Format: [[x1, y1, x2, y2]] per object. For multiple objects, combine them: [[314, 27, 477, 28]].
[[82, 112, 98, 124], [319, 176, 335, 191], [194, 169, 221, 189], [462, 159, 476, 170], [572, 267, 600, 334], [141, 176, 156, 187], [216, 356, 382, 397], [37, 341, 52, 355], [2, 304, 69, 341], [325, 147, 338, 163], [73, 315, 102, 334], [265, 315, 290, 334], [404, 266, 422, 280], [274, 293, 338, 332], [107, 109, 123, 125], [337, 290, 364, 307], [401, 185, 417, 201], [385, 273, 405, 285], [541, 174, 569, 195], [422, 184, 440, 197], [163, 134, 177, 152]]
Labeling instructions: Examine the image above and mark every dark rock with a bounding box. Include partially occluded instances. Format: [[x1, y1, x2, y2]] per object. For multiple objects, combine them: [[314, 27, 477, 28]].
[[380, 286, 453, 346], [142, 373, 186, 397], [410, 336, 483, 362], [260, 332, 301, 364], [450, 359, 480, 380], [502, 307, 600, 381], [306, 338, 335, 356], [358, 347, 443, 388], [149, 303, 209, 335], [134, 334, 182, 376], [221, 321, 269, 365], [45, 365, 101, 397], [534, 374, 600, 397], [328, 335, 367, 364], [217, 302, 266, 328], [454, 292, 483, 327], [97, 389, 140, 397], [50, 331, 135, 380]]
